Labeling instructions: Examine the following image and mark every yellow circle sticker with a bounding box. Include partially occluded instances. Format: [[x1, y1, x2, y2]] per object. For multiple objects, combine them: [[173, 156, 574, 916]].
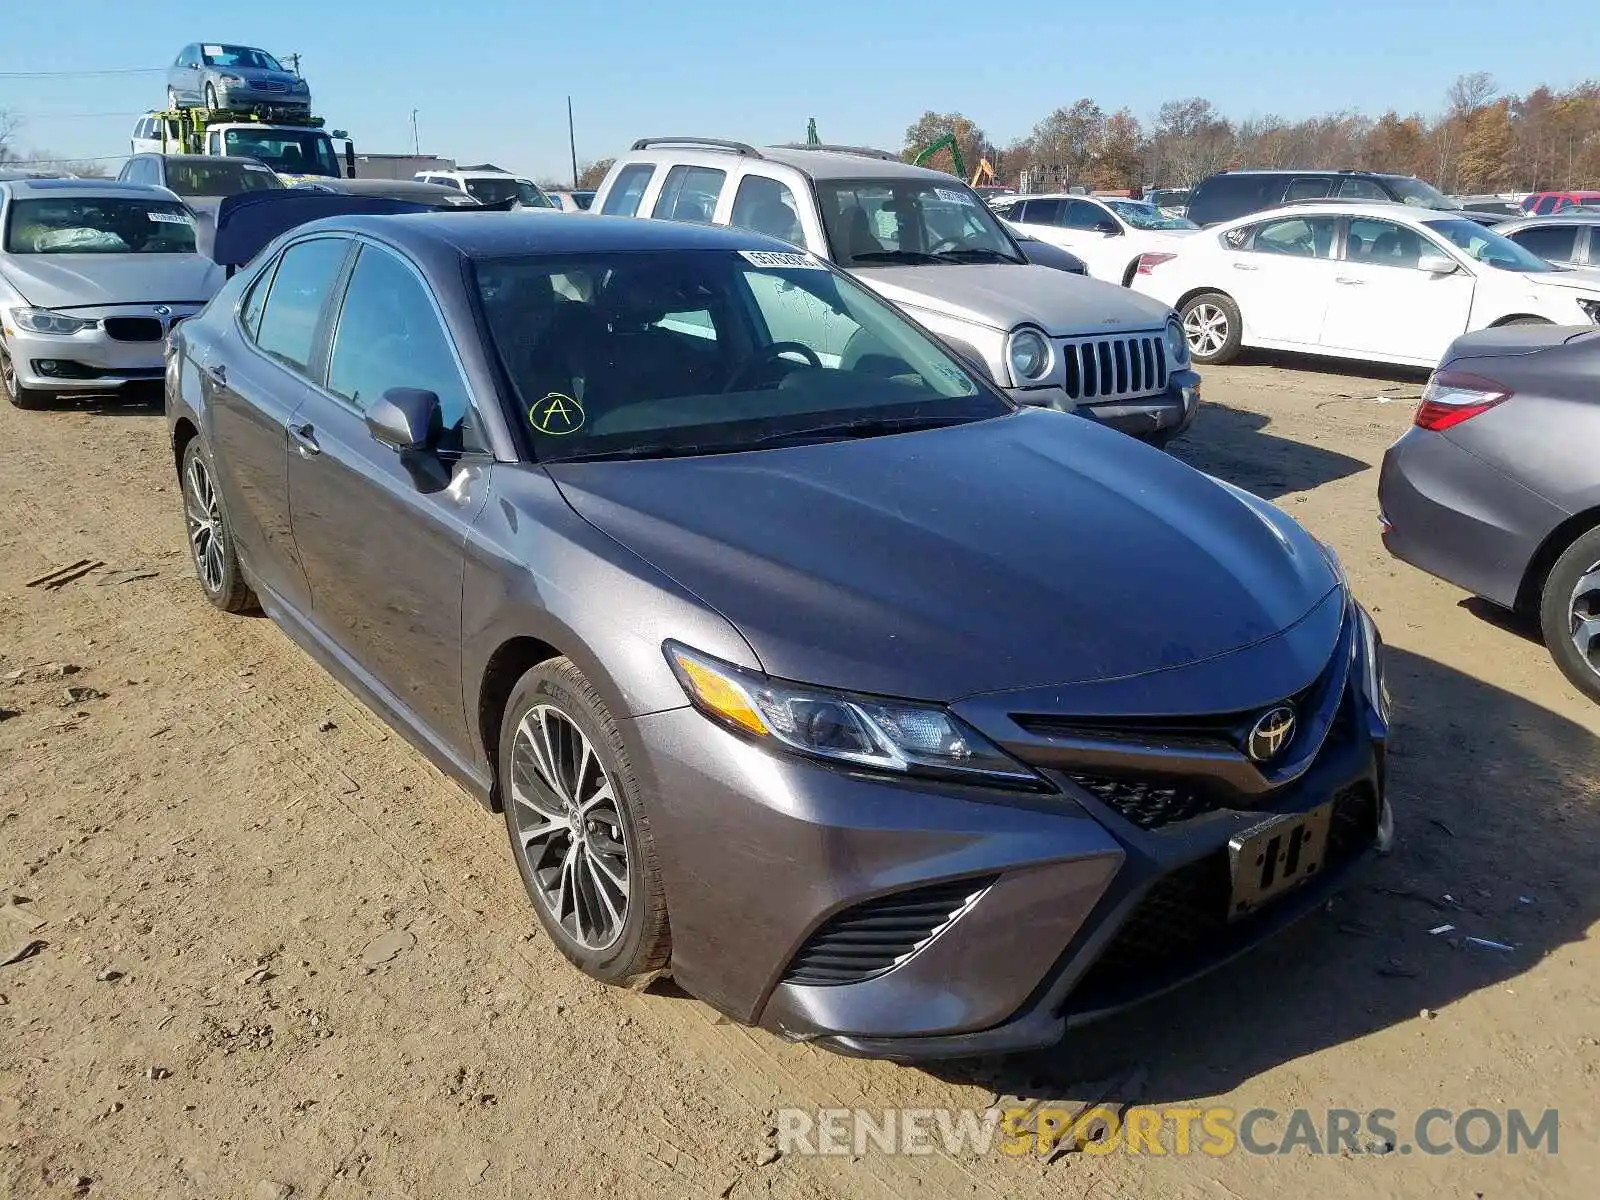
[[530, 392, 585, 435]]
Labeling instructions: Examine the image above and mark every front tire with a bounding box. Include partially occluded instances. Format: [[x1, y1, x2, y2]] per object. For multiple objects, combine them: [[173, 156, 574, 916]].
[[2, 346, 52, 410], [204, 83, 221, 112], [166, 87, 182, 111], [1539, 526, 1600, 704], [180, 437, 255, 612], [1180, 292, 1243, 365], [500, 658, 670, 983]]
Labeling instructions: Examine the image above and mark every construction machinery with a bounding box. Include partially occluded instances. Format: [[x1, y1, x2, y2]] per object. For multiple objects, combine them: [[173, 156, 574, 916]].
[[138, 107, 354, 183], [911, 133, 967, 180]]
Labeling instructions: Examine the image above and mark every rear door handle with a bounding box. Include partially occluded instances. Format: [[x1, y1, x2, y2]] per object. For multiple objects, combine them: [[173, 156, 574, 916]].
[[1232, 262, 1258, 271], [288, 422, 320, 457], [1335, 277, 1364, 286], [203, 362, 226, 384]]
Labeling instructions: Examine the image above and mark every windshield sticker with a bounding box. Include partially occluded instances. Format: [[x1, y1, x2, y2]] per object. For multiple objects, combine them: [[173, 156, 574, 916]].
[[148, 211, 195, 225], [202, 45, 224, 56], [530, 392, 585, 436], [739, 249, 824, 270], [935, 188, 976, 206]]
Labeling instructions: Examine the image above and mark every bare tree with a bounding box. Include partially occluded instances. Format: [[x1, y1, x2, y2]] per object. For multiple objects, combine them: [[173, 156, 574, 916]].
[[1148, 98, 1236, 187], [0, 109, 22, 164], [901, 112, 988, 176], [1447, 72, 1499, 117], [576, 158, 614, 190]]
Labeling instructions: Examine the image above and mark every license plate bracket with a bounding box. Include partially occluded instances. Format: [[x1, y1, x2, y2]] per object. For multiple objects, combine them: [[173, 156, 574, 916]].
[[1227, 801, 1334, 920]]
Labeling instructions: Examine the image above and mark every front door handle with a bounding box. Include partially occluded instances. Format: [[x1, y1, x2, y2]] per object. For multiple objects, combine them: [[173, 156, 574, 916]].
[[1232, 262, 1258, 271], [204, 362, 227, 384], [288, 422, 321, 457], [1335, 277, 1364, 286]]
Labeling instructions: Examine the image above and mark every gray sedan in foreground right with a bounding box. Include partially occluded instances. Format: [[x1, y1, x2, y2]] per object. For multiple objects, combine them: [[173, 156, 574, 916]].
[[1380, 326, 1600, 702]]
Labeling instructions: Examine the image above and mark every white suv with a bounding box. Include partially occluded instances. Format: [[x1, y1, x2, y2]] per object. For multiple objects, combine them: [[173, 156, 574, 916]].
[[413, 167, 554, 209], [592, 139, 1200, 445]]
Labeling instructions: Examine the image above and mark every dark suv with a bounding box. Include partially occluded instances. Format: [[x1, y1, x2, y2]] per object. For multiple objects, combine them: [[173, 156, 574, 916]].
[[1186, 169, 1462, 228]]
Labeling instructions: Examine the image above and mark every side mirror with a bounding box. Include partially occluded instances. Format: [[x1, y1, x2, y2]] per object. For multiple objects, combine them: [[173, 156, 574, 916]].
[[367, 387, 441, 452], [1418, 253, 1459, 276], [1094, 220, 1122, 236]]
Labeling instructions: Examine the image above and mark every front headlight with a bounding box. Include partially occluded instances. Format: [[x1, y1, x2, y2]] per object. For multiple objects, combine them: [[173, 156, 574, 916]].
[[665, 641, 1043, 789], [219, 74, 244, 85], [1578, 298, 1600, 325], [1165, 316, 1190, 366], [1356, 605, 1391, 723], [1005, 326, 1052, 383], [9, 307, 97, 335], [291, 80, 309, 92]]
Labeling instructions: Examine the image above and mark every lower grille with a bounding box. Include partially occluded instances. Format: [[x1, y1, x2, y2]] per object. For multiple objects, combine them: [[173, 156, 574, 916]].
[[103, 317, 163, 342], [782, 876, 995, 987], [1064, 783, 1377, 1012], [250, 80, 289, 94], [1066, 774, 1218, 830], [1061, 333, 1167, 402]]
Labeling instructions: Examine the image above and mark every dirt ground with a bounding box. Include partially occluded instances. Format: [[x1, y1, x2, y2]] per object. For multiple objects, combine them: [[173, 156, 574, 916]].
[[1, 358, 1596, 1200]]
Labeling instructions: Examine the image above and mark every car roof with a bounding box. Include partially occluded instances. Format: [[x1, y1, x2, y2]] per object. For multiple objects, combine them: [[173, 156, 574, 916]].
[[303, 210, 804, 259], [1205, 168, 1403, 179], [625, 140, 966, 185], [0, 179, 177, 200], [1497, 213, 1600, 230], [1219, 201, 1452, 226]]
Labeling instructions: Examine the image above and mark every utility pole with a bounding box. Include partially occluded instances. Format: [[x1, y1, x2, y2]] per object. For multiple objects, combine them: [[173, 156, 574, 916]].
[[567, 96, 579, 188], [411, 109, 420, 156]]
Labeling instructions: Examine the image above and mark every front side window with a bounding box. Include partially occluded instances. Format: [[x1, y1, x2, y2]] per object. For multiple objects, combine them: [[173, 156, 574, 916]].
[[4, 197, 197, 254], [251, 237, 350, 373], [652, 165, 727, 224], [1018, 198, 1061, 225], [1059, 199, 1111, 230], [1345, 218, 1434, 268], [514, 180, 555, 209], [222, 130, 340, 178], [730, 175, 804, 244], [1104, 199, 1196, 230], [601, 164, 654, 217], [1247, 215, 1337, 258], [1423, 219, 1554, 272], [816, 179, 1023, 267], [1507, 225, 1580, 264], [473, 249, 1004, 462]]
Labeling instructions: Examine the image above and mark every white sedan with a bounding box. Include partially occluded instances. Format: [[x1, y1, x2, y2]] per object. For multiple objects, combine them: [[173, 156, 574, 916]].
[[991, 194, 1199, 286], [1132, 201, 1600, 367]]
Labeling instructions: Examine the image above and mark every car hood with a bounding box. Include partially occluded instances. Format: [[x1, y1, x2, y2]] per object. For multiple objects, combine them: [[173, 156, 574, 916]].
[[547, 410, 1338, 701], [229, 67, 303, 85], [1523, 266, 1600, 295], [0, 253, 224, 310], [850, 262, 1172, 336]]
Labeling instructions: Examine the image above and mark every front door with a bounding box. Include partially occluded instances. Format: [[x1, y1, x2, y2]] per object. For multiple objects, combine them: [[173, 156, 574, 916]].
[[1221, 213, 1340, 345], [1320, 217, 1475, 363], [286, 240, 491, 756]]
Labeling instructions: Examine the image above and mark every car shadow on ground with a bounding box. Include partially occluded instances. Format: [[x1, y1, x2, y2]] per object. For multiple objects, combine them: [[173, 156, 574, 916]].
[[1168, 403, 1370, 500], [928, 645, 1600, 1108], [1237, 350, 1433, 388], [1459, 596, 1546, 647]]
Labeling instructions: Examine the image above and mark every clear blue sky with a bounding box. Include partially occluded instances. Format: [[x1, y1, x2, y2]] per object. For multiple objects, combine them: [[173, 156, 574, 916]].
[[0, 0, 1588, 180]]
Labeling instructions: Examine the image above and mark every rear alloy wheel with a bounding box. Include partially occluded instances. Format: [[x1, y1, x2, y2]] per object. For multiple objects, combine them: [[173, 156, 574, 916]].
[[500, 658, 669, 983], [1180, 292, 1243, 365], [1, 347, 52, 410], [1540, 527, 1600, 703], [181, 438, 255, 612]]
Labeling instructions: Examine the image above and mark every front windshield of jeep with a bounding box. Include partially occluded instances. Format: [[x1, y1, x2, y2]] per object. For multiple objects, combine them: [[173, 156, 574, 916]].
[[816, 179, 1025, 268], [222, 129, 341, 178]]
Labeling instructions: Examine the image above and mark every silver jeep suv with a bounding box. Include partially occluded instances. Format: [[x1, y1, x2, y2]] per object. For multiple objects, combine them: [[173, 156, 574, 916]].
[[593, 139, 1200, 444]]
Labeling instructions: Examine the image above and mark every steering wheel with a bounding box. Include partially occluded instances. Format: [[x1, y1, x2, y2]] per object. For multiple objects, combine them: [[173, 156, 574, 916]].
[[927, 237, 964, 254], [723, 341, 822, 391]]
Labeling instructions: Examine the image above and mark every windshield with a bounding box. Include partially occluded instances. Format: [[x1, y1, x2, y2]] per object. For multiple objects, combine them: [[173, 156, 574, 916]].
[[1385, 176, 1461, 211], [1147, 189, 1190, 209], [1105, 199, 1196, 231], [5, 197, 197, 254], [223, 129, 340, 177], [1423, 219, 1555, 272], [165, 159, 283, 197], [475, 249, 1008, 462], [815, 179, 1024, 267], [202, 45, 283, 71]]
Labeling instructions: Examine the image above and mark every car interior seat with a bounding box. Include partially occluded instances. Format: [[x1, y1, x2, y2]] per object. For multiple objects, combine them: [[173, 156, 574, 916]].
[[841, 206, 885, 258]]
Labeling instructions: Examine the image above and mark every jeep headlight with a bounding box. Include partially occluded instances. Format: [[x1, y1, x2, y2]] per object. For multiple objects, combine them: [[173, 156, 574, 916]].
[[1165, 316, 1190, 366], [9, 307, 97, 335], [665, 641, 1044, 789], [1006, 326, 1051, 383]]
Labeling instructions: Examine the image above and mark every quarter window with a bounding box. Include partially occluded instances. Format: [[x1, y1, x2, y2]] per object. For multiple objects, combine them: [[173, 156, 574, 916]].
[[251, 237, 349, 373], [601, 164, 655, 217], [327, 245, 474, 438], [652, 165, 727, 224]]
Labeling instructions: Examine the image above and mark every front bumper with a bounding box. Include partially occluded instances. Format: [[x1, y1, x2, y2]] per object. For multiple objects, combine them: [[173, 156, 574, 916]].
[[1011, 368, 1201, 440], [631, 601, 1388, 1061], [218, 84, 311, 111], [3, 309, 199, 393], [1378, 427, 1566, 609]]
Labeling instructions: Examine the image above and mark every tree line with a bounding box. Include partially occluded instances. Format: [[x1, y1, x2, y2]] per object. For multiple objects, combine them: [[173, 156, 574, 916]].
[[905, 74, 1600, 195]]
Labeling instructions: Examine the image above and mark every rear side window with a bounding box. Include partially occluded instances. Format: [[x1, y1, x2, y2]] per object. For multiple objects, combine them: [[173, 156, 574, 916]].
[[1188, 175, 1277, 226], [1060, 199, 1108, 230], [1532, 196, 1558, 215], [1338, 177, 1388, 200], [1019, 198, 1061, 224], [1284, 177, 1333, 202], [251, 237, 350, 374], [652, 165, 726, 224], [1508, 224, 1580, 263], [601, 164, 655, 217], [1249, 215, 1337, 258], [240, 259, 279, 340]]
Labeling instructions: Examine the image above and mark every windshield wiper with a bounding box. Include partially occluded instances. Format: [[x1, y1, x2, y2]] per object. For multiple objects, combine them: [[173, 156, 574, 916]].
[[848, 250, 943, 265], [540, 441, 751, 464], [744, 414, 978, 447], [930, 247, 1023, 264]]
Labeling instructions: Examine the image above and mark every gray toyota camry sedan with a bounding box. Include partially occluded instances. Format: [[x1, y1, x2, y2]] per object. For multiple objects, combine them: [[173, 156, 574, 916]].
[[167, 209, 1392, 1060]]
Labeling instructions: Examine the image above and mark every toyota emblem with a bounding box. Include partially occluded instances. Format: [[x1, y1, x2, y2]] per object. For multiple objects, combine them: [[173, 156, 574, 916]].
[[1246, 706, 1297, 763]]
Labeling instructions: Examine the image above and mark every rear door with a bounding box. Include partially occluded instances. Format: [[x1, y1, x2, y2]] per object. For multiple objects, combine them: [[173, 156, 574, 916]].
[[285, 240, 491, 756], [1220, 213, 1340, 345], [207, 235, 352, 612], [1319, 216, 1475, 362]]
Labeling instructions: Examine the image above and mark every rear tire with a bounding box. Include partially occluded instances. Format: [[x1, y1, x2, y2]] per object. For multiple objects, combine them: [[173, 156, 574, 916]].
[[1538, 525, 1600, 704], [1179, 292, 1243, 365], [2, 347, 52, 410], [499, 658, 670, 984], [180, 437, 255, 613]]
